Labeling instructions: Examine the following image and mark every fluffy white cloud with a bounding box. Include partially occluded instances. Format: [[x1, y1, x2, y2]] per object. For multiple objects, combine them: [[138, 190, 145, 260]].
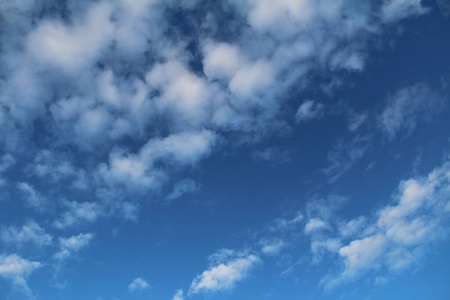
[[99, 130, 216, 194], [0, 254, 41, 278], [26, 2, 114, 72], [128, 277, 149, 292], [1, 221, 52, 247], [189, 250, 261, 295]]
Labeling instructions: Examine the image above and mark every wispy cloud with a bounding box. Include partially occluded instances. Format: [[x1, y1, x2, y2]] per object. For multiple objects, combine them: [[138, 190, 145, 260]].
[[128, 277, 149, 292], [189, 249, 261, 295]]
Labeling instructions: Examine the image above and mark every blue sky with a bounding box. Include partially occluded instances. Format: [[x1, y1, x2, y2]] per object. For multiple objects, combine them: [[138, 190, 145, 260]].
[[0, 0, 450, 299]]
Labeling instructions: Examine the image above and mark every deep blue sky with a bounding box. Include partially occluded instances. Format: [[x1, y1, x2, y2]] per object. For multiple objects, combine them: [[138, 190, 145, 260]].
[[0, 0, 450, 299]]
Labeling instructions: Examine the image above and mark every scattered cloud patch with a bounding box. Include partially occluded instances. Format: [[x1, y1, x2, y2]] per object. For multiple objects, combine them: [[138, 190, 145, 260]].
[[295, 100, 324, 122], [189, 249, 261, 295], [128, 277, 149, 292], [166, 179, 199, 201], [54, 233, 93, 261], [1, 221, 52, 247], [172, 289, 184, 300], [379, 83, 441, 139]]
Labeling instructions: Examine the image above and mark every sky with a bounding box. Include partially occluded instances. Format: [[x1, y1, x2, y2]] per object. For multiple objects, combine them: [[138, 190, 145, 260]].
[[0, 0, 450, 299]]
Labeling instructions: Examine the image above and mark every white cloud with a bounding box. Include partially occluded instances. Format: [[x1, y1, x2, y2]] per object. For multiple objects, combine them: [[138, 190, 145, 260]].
[[0, 254, 41, 278], [295, 100, 324, 122], [99, 130, 216, 194], [260, 239, 287, 256], [54, 233, 93, 261], [26, 2, 114, 72], [0, 254, 41, 298], [203, 42, 246, 80], [189, 250, 260, 295], [379, 83, 441, 139], [172, 289, 184, 300], [1, 221, 52, 247], [320, 160, 450, 288], [17, 182, 48, 212], [54, 201, 102, 229], [166, 179, 199, 201], [381, 0, 429, 23], [304, 218, 329, 235], [229, 60, 274, 99], [128, 277, 149, 292]]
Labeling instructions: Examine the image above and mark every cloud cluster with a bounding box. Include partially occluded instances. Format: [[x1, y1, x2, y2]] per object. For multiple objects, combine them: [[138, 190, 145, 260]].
[[0, 0, 430, 217], [303, 160, 450, 288]]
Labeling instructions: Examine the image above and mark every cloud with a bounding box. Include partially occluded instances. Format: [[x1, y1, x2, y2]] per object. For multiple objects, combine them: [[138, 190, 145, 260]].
[[0, 254, 41, 299], [54, 201, 102, 229], [172, 289, 184, 300], [252, 147, 292, 163], [189, 249, 261, 295], [379, 83, 441, 139], [17, 182, 49, 213], [324, 135, 371, 182], [128, 277, 149, 292], [437, 0, 450, 18], [316, 159, 450, 288], [54, 233, 93, 261], [295, 100, 324, 122], [304, 218, 329, 235], [0, 154, 15, 186], [1, 221, 52, 247], [260, 239, 287, 256], [166, 179, 199, 201], [26, 2, 114, 72], [98, 130, 216, 194], [381, 0, 429, 23]]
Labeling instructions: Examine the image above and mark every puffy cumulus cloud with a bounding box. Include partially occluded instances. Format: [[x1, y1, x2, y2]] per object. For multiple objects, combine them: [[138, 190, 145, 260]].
[[54, 233, 93, 261], [26, 2, 114, 72], [189, 249, 261, 295], [307, 160, 450, 288], [0, 254, 41, 298], [1, 221, 52, 248], [128, 277, 150, 292], [98, 130, 216, 194], [379, 83, 442, 140]]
